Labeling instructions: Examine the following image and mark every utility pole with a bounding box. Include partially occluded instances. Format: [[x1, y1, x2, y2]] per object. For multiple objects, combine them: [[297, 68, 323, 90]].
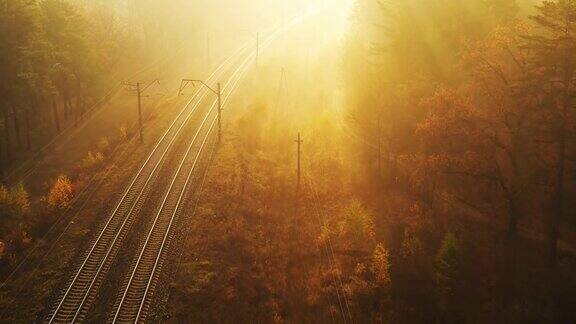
[[179, 79, 223, 143], [295, 132, 303, 190], [122, 79, 160, 144], [274, 68, 287, 115]]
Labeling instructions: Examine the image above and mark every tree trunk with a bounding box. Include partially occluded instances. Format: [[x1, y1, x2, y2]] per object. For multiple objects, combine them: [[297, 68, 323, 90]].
[[3, 109, 11, 163], [67, 100, 72, 122], [52, 96, 61, 133], [63, 97, 69, 121], [507, 194, 521, 239], [25, 109, 31, 150], [507, 129, 523, 240], [75, 78, 81, 124], [547, 29, 572, 267], [9, 102, 22, 148], [548, 129, 566, 266], [25, 85, 36, 151], [0, 136, 4, 181]]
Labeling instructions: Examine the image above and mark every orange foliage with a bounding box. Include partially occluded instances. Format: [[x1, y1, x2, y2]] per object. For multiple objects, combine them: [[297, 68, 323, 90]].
[[47, 175, 74, 211]]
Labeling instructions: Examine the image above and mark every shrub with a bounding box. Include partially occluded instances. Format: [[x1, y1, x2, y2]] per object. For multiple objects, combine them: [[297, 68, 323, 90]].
[[118, 124, 128, 141], [434, 232, 462, 312], [81, 151, 104, 170], [47, 175, 74, 212], [372, 243, 391, 288], [0, 183, 31, 222], [97, 136, 110, 152], [338, 200, 375, 250]]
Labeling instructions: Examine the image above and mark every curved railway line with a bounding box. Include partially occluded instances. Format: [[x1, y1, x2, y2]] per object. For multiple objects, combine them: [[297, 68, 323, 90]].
[[44, 15, 305, 323]]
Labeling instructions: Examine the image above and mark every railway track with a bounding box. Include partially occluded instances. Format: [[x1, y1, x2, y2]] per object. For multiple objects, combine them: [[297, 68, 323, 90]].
[[44, 12, 308, 323], [44, 42, 252, 323], [109, 43, 261, 323], [106, 18, 308, 324]]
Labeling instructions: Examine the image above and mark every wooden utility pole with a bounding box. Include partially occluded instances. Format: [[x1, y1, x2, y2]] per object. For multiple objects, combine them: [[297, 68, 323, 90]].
[[295, 132, 303, 190]]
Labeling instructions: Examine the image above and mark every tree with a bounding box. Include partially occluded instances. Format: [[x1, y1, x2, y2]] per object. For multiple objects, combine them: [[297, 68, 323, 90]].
[[0, 0, 143, 170], [46, 174, 73, 212], [434, 232, 463, 320], [338, 200, 375, 251], [0, 0, 39, 162], [416, 23, 544, 239], [372, 243, 391, 287], [344, 0, 524, 185], [525, 0, 576, 265], [10, 183, 30, 217], [0, 183, 31, 256], [0, 184, 30, 221]]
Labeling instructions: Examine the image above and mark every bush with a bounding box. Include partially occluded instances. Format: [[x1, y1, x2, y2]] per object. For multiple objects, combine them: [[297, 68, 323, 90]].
[[338, 200, 375, 250], [118, 124, 129, 141], [80, 151, 104, 170], [0, 184, 31, 230], [434, 232, 462, 313], [46, 175, 74, 212], [372, 243, 391, 287]]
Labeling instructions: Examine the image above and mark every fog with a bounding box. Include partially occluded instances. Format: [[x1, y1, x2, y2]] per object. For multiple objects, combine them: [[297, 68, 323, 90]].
[[3, 0, 574, 323]]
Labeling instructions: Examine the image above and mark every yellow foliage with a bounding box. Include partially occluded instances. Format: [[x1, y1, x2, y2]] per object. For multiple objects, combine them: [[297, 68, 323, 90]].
[[338, 200, 375, 249], [372, 243, 391, 287], [0, 183, 31, 217], [118, 124, 128, 141], [81, 151, 104, 169], [11, 184, 30, 216], [0, 186, 9, 206], [47, 175, 74, 211]]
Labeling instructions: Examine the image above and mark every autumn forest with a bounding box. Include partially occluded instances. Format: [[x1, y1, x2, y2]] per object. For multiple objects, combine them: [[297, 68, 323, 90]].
[[0, 0, 575, 323]]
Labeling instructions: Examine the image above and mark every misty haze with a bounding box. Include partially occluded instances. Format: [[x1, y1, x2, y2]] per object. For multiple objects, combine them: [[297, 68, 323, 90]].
[[0, 0, 575, 323]]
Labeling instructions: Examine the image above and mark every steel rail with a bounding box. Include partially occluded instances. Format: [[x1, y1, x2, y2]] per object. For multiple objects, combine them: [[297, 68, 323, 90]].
[[111, 18, 304, 323], [49, 12, 310, 322], [46, 43, 250, 324], [111, 46, 256, 324]]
